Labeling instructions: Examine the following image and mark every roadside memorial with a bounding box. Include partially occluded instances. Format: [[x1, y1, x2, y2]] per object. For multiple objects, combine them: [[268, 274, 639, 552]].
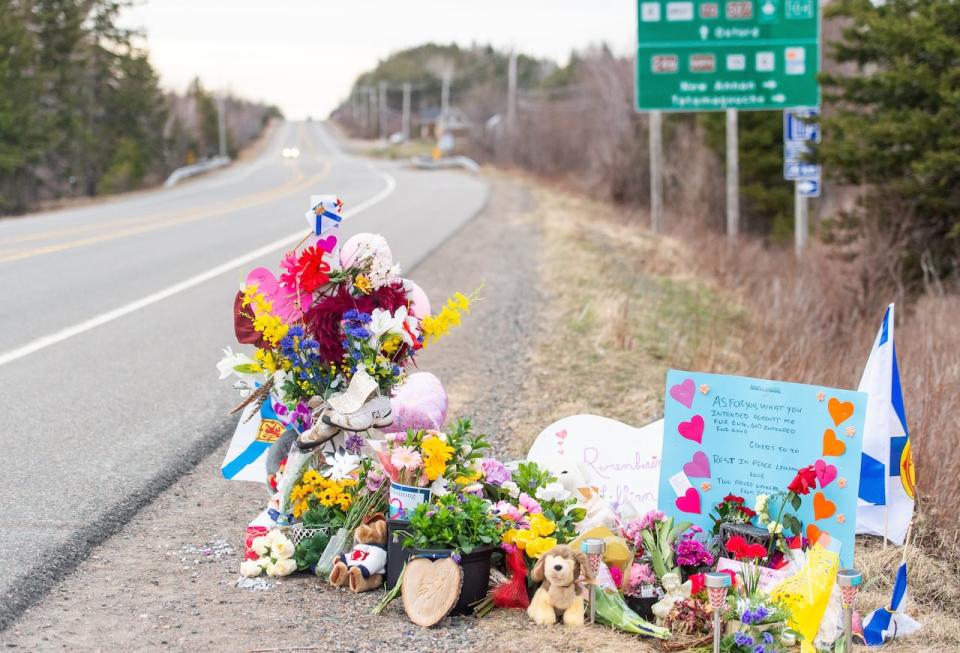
[[216, 193, 921, 648]]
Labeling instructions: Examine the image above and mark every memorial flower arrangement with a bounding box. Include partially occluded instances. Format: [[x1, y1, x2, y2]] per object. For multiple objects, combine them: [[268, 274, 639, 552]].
[[239, 529, 298, 578], [401, 493, 502, 554], [494, 461, 585, 564]]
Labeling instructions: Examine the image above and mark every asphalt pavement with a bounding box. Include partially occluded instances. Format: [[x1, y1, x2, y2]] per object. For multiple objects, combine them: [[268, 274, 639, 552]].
[[0, 121, 488, 628]]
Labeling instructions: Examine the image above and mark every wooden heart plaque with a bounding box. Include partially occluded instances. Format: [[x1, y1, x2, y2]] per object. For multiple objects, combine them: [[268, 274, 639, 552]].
[[401, 557, 463, 627]]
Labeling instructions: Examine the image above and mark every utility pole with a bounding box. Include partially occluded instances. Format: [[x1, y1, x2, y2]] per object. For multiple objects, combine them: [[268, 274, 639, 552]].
[[378, 81, 387, 140], [649, 111, 663, 233], [217, 96, 228, 158], [367, 87, 376, 137], [401, 83, 411, 142], [795, 183, 808, 257], [506, 52, 518, 129], [726, 108, 739, 241], [441, 71, 451, 120]]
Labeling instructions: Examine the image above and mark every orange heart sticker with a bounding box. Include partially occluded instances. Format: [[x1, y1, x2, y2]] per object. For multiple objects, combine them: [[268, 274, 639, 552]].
[[828, 398, 854, 426], [813, 491, 836, 520], [807, 523, 830, 546], [823, 429, 846, 457]]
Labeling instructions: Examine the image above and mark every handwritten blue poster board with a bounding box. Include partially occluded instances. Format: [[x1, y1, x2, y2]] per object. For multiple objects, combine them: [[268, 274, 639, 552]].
[[658, 369, 866, 566]]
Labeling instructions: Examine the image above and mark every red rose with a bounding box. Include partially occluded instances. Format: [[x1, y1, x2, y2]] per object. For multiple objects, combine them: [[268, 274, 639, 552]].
[[725, 534, 748, 557], [739, 506, 757, 519], [787, 465, 817, 495], [723, 494, 745, 504]]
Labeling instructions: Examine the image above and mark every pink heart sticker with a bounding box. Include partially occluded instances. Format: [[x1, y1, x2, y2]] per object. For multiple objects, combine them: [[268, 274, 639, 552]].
[[678, 415, 705, 444], [316, 235, 338, 253], [675, 487, 701, 514], [556, 429, 568, 441], [683, 451, 711, 478], [815, 459, 838, 488], [670, 378, 696, 408]]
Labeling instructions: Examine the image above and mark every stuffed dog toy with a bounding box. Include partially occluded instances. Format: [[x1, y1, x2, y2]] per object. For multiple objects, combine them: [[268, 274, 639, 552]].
[[329, 516, 387, 592], [527, 545, 594, 626]]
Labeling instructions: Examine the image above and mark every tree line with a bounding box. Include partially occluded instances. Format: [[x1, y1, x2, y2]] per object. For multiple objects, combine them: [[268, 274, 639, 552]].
[[0, 0, 281, 215]]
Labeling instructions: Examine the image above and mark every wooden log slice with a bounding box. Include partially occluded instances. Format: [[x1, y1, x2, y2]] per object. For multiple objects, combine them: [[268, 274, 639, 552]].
[[401, 557, 463, 627]]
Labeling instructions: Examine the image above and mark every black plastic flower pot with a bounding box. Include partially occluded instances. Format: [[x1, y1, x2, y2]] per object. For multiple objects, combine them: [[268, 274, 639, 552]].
[[626, 595, 658, 621], [386, 518, 409, 591], [406, 545, 495, 616]]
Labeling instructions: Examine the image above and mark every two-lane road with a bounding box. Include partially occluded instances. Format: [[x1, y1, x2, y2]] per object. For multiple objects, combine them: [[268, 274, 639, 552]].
[[0, 121, 488, 627]]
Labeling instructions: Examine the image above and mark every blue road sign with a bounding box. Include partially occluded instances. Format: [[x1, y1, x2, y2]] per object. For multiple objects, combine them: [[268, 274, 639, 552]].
[[796, 178, 820, 197], [784, 107, 821, 182]]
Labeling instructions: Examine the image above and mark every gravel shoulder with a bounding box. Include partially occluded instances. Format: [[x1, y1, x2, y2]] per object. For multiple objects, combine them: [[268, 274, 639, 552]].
[[0, 175, 649, 653]]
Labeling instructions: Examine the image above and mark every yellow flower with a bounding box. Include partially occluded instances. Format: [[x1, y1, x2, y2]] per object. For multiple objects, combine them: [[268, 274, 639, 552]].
[[381, 335, 402, 354], [302, 469, 322, 485], [511, 528, 536, 550], [420, 288, 477, 347], [424, 458, 447, 481], [454, 469, 482, 486], [502, 529, 520, 546], [528, 514, 556, 538], [353, 275, 373, 294], [292, 500, 308, 519], [525, 537, 558, 559], [337, 495, 352, 511]]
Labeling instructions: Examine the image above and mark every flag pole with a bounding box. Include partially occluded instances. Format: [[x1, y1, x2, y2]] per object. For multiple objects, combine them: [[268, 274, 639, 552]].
[[883, 506, 889, 549]]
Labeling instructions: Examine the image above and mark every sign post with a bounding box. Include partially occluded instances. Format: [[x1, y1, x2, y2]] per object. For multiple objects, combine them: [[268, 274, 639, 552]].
[[636, 0, 822, 239], [650, 110, 664, 233], [783, 107, 821, 256]]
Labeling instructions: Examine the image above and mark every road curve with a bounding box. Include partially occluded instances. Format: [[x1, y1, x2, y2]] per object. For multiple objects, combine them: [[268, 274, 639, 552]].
[[0, 121, 488, 628]]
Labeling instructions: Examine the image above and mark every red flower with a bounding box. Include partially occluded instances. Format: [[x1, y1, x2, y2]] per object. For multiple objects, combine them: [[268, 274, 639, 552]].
[[296, 245, 332, 293], [689, 572, 705, 595], [743, 543, 768, 560], [738, 506, 757, 519], [725, 534, 748, 557], [723, 494, 745, 504], [718, 568, 738, 587], [787, 535, 805, 549], [787, 465, 818, 495]]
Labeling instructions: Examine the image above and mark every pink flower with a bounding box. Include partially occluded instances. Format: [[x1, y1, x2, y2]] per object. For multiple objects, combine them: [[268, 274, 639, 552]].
[[390, 446, 422, 470], [638, 510, 666, 530], [519, 493, 542, 514]]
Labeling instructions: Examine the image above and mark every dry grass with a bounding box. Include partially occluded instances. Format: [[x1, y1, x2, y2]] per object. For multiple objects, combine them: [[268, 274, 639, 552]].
[[508, 175, 960, 650]]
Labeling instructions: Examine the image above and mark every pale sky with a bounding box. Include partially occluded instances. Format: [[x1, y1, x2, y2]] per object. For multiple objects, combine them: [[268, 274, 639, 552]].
[[119, 0, 635, 119]]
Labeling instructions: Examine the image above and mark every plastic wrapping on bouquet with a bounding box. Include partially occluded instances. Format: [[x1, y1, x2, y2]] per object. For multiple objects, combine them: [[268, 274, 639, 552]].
[[388, 481, 432, 520]]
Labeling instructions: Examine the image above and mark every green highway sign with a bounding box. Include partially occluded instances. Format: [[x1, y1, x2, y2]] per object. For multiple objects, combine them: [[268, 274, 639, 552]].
[[635, 0, 820, 111]]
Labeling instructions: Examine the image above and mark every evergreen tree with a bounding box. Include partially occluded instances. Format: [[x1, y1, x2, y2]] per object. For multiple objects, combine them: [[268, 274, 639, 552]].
[[819, 0, 960, 284]]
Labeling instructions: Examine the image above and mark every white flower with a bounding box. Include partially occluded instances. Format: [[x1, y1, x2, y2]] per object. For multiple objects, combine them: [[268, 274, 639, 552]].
[[324, 451, 361, 481], [535, 481, 571, 503], [263, 560, 277, 577], [431, 477, 450, 497], [216, 347, 257, 380], [272, 557, 297, 577], [257, 556, 272, 569], [501, 481, 520, 499], [368, 307, 406, 343], [251, 536, 269, 556], [767, 521, 784, 535], [754, 494, 769, 514], [239, 560, 263, 578], [271, 535, 295, 560]]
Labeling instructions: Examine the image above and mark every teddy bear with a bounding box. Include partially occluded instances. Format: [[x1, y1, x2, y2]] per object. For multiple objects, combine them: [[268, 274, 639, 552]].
[[329, 516, 388, 592], [527, 544, 595, 627]]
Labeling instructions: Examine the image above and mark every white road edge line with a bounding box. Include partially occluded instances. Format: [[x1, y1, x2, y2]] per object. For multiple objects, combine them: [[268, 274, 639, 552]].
[[0, 170, 397, 368]]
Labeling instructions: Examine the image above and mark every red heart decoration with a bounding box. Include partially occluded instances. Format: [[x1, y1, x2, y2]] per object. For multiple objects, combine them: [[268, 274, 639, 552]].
[[675, 487, 701, 514], [678, 415, 705, 444]]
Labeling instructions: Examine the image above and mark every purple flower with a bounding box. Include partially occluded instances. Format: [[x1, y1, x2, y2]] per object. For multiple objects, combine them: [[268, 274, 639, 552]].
[[480, 458, 511, 486], [365, 469, 386, 494], [344, 433, 365, 454], [451, 552, 462, 564], [753, 645, 766, 653], [733, 632, 754, 647], [762, 632, 774, 645], [741, 609, 756, 625]]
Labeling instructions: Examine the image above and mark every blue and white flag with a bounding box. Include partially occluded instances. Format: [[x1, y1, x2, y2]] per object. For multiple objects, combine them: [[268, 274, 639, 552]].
[[855, 304, 916, 544], [221, 399, 286, 483], [863, 562, 921, 645]]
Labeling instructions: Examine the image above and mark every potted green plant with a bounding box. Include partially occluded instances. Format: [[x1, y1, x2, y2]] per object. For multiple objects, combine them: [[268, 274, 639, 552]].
[[400, 493, 502, 614]]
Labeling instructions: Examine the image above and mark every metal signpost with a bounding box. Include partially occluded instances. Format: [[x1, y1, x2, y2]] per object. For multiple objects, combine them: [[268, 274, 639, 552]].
[[784, 107, 821, 255], [636, 0, 821, 240]]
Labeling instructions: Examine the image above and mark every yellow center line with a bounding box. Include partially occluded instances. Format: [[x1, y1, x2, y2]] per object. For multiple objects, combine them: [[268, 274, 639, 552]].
[[0, 160, 332, 264]]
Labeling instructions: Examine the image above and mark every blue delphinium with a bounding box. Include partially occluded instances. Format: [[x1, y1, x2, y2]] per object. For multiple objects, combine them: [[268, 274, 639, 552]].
[[753, 645, 766, 653], [733, 631, 754, 647], [762, 631, 774, 644]]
